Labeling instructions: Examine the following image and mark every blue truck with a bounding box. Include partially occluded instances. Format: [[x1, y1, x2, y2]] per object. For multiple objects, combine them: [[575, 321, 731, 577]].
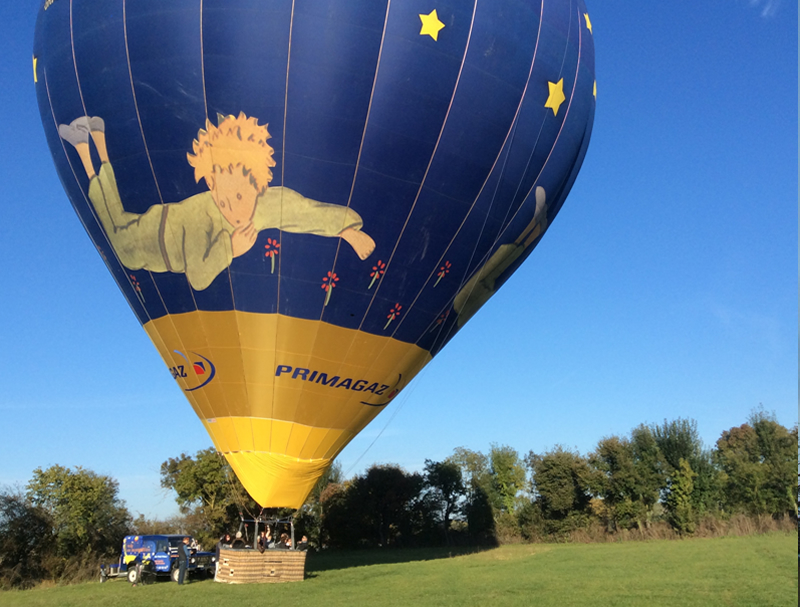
[[100, 534, 216, 584]]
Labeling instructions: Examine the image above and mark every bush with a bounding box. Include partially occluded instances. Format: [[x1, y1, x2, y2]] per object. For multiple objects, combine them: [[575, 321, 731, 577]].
[[0, 490, 55, 589]]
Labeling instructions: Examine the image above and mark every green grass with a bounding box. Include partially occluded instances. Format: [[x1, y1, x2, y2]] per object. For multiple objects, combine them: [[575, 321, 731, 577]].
[[2, 533, 796, 607]]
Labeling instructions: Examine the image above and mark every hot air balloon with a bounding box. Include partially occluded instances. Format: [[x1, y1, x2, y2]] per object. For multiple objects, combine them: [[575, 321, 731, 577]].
[[34, 0, 595, 509]]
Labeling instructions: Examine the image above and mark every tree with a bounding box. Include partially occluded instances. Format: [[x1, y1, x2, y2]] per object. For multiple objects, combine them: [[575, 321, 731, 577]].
[[423, 459, 466, 544], [295, 461, 343, 548], [486, 444, 526, 539], [26, 465, 131, 558], [527, 446, 599, 536], [160, 448, 257, 546], [665, 458, 696, 536], [465, 484, 497, 544], [319, 464, 429, 548], [750, 411, 798, 517], [717, 423, 763, 512], [0, 489, 54, 589], [353, 465, 425, 547], [590, 435, 648, 531], [629, 424, 668, 512], [319, 481, 362, 549], [652, 418, 702, 472], [450, 447, 492, 496], [588, 424, 670, 531], [130, 514, 186, 536], [717, 411, 798, 517], [651, 418, 720, 516], [489, 444, 527, 514], [449, 447, 496, 542]]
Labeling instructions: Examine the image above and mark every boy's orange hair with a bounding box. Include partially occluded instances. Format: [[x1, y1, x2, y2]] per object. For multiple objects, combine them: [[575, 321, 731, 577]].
[[187, 112, 277, 193]]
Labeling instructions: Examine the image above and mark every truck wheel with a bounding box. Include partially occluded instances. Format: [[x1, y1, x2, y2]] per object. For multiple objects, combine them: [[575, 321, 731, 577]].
[[171, 567, 181, 583], [127, 566, 139, 585]]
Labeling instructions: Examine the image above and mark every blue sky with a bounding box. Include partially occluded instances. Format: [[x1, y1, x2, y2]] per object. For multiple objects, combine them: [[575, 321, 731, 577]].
[[0, 0, 796, 518]]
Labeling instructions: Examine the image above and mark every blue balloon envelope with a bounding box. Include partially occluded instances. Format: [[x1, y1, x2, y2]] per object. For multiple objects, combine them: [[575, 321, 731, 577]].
[[34, 0, 595, 507]]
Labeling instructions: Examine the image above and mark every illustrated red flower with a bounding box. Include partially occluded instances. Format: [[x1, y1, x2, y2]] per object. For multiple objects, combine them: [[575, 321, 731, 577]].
[[321, 271, 339, 306], [384, 303, 402, 329], [368, 259, 386, 289], [434, 260, 451, 287], [429, 310, 450, 332], [130, 274, 145, 303], [264, 238, 280, 273]]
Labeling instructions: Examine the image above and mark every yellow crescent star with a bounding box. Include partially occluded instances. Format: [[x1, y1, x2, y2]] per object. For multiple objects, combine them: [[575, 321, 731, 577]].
[[545, 79, 565, 116], [419, 9, 445, 41], [584, 13, 593, 34]]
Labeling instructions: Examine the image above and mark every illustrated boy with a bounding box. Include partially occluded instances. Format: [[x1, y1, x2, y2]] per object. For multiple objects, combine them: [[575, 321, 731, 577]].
[[58, 113, 375, 291], [453, 186, 548, 325]]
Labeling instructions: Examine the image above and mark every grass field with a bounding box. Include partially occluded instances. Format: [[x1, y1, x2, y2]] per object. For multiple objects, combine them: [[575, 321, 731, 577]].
[[1, 532, 796, 607]]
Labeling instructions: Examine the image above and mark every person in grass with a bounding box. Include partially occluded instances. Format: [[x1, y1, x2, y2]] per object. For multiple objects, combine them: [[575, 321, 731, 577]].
[[177, 536, 191, 585], [58, 113, 375, 291]]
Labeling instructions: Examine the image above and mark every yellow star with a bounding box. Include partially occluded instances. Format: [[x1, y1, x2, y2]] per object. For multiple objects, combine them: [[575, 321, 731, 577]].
[[419, 9, 445, 41], [544, 79, 565, 116], [584, 13, 592, 34]]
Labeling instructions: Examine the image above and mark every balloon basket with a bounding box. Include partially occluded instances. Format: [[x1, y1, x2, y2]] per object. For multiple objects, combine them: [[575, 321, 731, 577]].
[[215, 548, 307, 583]]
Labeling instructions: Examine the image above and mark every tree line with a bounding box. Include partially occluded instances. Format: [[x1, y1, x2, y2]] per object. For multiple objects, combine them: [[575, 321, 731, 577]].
[[304, 410, 796, 547], [1, 410, 796, 588]]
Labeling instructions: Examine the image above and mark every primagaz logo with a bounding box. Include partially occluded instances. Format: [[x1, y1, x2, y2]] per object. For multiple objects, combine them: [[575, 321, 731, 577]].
[[170, 350, 216, 391]]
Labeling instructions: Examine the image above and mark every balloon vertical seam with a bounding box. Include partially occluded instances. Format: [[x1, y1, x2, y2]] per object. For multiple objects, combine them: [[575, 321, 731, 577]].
[[322, 0, 479, 413], [316, 0, 392, 325], [271, 0, 298, 453], [197, 0, 257, 464], [401, 1, 547, 350], [423, 0, 586, 352], [317, 1, 482, 443], [198, 0, 209, 120], [354, 0, 479, 336], [292, 0, 395, 464], [123, 0, 235, 452]]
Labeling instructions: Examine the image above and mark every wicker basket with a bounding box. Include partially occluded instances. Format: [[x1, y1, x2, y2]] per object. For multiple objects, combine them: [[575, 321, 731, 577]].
[[215, 548, 307, 583]]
